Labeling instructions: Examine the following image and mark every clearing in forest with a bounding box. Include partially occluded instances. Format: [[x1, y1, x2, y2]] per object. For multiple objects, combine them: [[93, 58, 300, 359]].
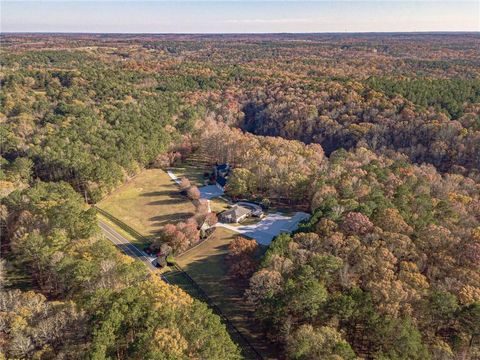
[[97, 169, 196, 238]]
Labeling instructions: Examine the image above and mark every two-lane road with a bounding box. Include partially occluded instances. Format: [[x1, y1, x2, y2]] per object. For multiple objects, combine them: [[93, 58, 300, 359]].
[[98, 220, 157, 271]]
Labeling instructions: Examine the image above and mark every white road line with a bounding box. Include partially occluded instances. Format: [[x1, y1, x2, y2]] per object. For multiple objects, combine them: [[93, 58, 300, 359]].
[[99, 221, 157, 271]]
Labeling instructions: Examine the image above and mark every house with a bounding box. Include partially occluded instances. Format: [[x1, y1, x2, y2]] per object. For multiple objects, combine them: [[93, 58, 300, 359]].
[[215, 163, 230, 177], [213, 163, 230, 190], [219, 205, 251, 223], [216, 175, 227, 189], [236, 202, 264, 217]]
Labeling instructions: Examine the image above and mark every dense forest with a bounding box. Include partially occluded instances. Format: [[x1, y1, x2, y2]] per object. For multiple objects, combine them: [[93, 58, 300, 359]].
[[1, 33, 479, 359]]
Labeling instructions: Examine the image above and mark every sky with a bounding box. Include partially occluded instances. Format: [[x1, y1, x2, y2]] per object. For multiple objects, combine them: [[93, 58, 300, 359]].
[[1, 1, 479, 33]]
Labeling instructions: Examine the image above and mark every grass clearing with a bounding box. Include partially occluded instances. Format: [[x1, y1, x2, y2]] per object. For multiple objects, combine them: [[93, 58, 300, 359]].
[[171, 227, 276, 359], [97, 169, 196, 239], [210, 197, 231, 213], [168, 163, 208, 187]]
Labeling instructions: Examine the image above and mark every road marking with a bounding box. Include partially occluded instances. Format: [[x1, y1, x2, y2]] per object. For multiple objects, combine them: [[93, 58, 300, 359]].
[[99, 221, 157, 271]]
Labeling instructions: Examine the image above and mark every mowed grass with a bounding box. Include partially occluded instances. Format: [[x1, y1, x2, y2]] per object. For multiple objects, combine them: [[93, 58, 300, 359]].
[[174, 227, 276, 359], [210, 197, 231, 213], [97, 169, 196, 238], [168, 163, 208, 187]]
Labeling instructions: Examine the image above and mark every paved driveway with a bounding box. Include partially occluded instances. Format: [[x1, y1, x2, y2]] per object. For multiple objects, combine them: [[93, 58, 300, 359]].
[[217, 212, 310, 245], [199, 185, 224, 199]]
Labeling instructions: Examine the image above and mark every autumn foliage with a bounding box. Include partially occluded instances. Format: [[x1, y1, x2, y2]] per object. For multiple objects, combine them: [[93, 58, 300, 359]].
[[226, 236, 259, 279]]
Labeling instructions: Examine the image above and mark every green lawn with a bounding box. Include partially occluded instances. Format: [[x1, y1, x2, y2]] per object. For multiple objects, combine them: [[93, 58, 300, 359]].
[[168, 163, 209, 187], [97, 169, 196, 238], [210, 197, 231, 213], [169, 227, 277, 359]]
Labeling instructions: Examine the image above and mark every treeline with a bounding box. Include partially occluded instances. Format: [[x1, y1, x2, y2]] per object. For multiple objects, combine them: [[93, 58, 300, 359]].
[[0, 51, 196, 202], [1, 182, 240, 359], [366, 77, 480, 119], [238, 80, 480, 179], [197, 120, 325, 205], [245, 148, 480, 359]]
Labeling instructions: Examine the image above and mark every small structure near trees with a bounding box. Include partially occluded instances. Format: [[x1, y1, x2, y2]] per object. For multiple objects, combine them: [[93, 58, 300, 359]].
[[155, 243, 172, 268]]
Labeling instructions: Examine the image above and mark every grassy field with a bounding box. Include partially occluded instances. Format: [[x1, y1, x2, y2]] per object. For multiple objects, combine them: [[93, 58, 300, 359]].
[[210, 197, 231, 213], [170, 227, 276, 359], [97, 169, 196, 238], [168, 153, 214, 187], [168, 163, 208, 187]]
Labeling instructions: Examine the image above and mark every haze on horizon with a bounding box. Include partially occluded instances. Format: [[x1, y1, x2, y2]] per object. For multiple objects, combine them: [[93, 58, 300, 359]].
[[1, 0, 479, 34]]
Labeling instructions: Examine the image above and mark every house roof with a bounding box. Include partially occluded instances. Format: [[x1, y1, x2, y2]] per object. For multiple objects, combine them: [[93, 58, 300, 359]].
[[216, 163, 229, 171], [216, 176, 227, 187], [222, 205, 251, 219]]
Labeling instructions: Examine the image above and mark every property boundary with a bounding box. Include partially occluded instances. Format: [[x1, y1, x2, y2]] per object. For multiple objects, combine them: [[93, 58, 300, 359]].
[[94, 206, 149, 242], [169, 264, 264, 360], [94, 206, 264, 359]]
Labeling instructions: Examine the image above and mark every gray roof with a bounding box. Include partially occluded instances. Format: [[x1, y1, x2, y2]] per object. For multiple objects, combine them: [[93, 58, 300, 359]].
[[222, 205, 251, 219]]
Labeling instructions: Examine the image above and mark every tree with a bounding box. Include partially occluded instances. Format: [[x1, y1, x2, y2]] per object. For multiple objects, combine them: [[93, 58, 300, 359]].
[[88, 276, 241, 359], [287, 325, 355, 360], [341, 212, 374, 235], [179, 177, 191, 191], [226, 236, 259, 279], [374, 208, 412, 234], [246, 269, 284, 305], [458, 303, 480, 353], [187, 186, 201, 200], [283, 266, 328, 321], [226, 168, 256, 198], [205, 212, 218, 226]]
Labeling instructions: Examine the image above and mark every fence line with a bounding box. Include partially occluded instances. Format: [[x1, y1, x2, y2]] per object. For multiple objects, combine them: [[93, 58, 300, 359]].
[[170, 264, 264, 360], [94, 206, 149, 243], [95, 206, 264, 359]]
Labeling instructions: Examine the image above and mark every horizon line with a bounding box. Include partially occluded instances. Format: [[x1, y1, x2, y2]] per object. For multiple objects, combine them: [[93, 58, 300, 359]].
[[2, 30, 479, 35]]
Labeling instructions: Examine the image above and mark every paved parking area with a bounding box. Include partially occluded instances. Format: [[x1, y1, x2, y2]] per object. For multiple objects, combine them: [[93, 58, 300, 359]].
[[199, 184, 224, 199], [217, 212, 310, 245]]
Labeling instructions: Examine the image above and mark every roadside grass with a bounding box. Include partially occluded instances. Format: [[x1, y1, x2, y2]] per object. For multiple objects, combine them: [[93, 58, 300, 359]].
[[170, 227, 276, 359], [96, 212, 146, 248], [97, 169, 196, 239]]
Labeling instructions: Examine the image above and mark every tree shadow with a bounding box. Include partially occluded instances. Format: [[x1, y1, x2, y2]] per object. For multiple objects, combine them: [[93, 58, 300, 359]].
[[149, 212, 195, 225], [141, 190, 175, 197], [147, 197, 186, 206]]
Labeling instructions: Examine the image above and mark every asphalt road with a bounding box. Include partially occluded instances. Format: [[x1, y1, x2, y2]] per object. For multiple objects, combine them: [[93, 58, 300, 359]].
[[98, 220, 157, 271]]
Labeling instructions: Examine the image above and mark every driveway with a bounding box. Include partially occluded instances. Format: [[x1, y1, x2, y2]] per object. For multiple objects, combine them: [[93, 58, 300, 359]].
[[199, 184, 224, 199], [166, 170, 181, 185], [217, 212, 310, 245]]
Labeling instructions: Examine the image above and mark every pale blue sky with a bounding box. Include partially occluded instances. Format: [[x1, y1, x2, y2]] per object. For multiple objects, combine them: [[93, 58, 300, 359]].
[[1, 1, 479, 33]]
